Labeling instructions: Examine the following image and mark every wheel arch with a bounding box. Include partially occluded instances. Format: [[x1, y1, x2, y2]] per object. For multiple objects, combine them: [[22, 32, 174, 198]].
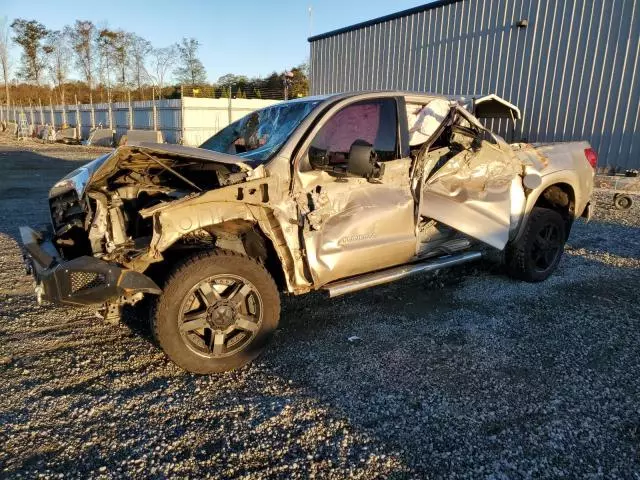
[[146, 201, 296, 292], [513, 175, 578, 243]]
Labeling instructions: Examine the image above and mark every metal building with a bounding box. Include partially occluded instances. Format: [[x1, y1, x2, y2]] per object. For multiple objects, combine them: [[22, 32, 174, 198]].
[[308, 0, 640, 169]]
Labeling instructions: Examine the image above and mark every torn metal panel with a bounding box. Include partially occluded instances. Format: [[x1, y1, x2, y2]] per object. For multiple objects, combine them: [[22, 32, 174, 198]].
[[425, 142, 520, 197], [417, 108, 524, 250], [150, 202, 257, 253], [452, 94, 522, 121]]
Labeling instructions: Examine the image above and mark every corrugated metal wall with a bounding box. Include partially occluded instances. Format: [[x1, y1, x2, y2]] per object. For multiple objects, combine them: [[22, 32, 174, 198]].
[[309, 0, 640, 169]]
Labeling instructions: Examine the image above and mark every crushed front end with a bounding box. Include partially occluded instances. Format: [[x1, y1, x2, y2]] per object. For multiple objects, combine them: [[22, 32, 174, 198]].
[[20, 144, 253, 307], [20, 225, 161, 306]]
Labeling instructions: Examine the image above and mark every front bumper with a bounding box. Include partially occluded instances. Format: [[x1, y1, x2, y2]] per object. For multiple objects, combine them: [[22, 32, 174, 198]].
[[19, 226, 161, 306]]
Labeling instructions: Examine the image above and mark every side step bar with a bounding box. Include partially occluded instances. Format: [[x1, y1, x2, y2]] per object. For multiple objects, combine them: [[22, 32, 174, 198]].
[[323, 251, 483, 298]]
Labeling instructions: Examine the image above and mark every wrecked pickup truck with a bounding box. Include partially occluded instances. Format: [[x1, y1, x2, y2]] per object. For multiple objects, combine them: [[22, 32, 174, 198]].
[[20, 91, 595, 373]]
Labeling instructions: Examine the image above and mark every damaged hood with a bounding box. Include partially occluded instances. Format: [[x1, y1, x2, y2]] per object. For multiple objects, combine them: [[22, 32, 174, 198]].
[[126, 142, 254, 171], [49, 143, 254, 199]]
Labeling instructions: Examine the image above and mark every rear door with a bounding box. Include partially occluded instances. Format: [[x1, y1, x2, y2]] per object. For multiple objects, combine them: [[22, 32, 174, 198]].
[[415, 105, 522, 250]]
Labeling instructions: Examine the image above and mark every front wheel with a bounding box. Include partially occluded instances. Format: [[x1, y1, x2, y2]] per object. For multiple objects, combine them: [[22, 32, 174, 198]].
[[506, 207, 567, 282], [152, 250, 280, 374]]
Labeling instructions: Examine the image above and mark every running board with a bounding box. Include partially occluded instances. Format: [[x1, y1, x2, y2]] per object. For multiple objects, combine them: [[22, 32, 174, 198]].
[[323, 251, 483, 298]]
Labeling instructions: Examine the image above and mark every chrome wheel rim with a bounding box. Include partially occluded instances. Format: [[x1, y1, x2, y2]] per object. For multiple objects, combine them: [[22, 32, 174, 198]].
[[178, 274, 263, 359], [531, 224, 562, 272]]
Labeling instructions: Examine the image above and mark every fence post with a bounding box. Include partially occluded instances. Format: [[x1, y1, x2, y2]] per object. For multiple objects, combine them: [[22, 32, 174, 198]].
[[227, 91, 232, 125], [29, 101, 34, 134], [49, 96, 55, 130], [75, 94, 81, 139], [107, 89, 113, 130], [90, 95, 95, 129], [127, 90, 133, 131], [180, 85, 185, 144], [152, 87, 158, 131], [89, 91, 95, 129]]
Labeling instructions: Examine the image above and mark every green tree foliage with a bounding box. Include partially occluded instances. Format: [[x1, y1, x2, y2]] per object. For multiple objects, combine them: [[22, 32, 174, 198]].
[[11, 19, 48, 85], [289, 63, 309, 98], [174, 37, 206, 86]]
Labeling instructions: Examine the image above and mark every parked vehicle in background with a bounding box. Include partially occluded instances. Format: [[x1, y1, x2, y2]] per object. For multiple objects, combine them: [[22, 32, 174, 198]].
[[20, 91, 595, 373]]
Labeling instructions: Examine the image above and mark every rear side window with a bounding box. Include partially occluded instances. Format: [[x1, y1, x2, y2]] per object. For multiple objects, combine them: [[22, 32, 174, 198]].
[[309, 98, 398, 165]]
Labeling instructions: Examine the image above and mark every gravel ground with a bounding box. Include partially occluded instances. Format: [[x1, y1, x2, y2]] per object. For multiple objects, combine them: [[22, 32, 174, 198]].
[[1, 134, 639, 479]]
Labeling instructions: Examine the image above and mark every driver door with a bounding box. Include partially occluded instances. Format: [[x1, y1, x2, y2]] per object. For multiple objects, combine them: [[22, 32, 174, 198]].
[[294, 97, 417, 287]]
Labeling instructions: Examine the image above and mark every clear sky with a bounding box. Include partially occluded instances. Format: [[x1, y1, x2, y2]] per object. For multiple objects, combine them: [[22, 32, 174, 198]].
[[3, 0, 429, 83]]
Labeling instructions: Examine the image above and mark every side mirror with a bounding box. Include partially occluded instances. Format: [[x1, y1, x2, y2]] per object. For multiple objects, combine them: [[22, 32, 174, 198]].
[[348, 140, 384, 180]]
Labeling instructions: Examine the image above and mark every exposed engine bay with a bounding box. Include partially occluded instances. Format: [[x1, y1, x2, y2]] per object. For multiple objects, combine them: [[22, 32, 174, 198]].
[[49, 145, 252, 268]]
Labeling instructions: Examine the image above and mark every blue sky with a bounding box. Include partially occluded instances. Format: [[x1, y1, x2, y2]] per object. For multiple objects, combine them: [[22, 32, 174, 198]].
[[3, 0, 428, 83]]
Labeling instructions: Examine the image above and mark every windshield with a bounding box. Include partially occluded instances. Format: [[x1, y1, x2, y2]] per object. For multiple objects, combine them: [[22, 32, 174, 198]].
[[199, 100, 320, 164]]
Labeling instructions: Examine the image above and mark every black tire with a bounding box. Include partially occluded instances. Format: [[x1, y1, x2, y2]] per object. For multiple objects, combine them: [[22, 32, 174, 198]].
[[506, 207, 566, 282], [152, 250, 280, 374], [613, 194, 633, 210]]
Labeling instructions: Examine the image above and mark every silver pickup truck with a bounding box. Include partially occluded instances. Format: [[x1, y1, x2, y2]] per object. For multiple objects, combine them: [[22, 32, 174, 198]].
[[20, 91, 595, 373]]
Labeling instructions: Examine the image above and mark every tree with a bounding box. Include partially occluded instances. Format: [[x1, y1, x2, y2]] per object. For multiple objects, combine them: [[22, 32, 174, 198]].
[[129, 35, 151, 98], [174, 38, 206, 86], [217, 73, 248, 87], [66, 21, 96, 92], [0, 17, 11, 111], [11, 19, 48, 85], [150, 45, 177, 99], [110, 30, 132, 87], [289, 63, 309, 98], [43, 30, 71, 105], [97, 28, 118, 99]]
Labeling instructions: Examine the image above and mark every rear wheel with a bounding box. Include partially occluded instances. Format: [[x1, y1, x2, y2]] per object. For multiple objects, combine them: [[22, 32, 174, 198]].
[[506, 207, 566, 282], [152, 250, 280, 374]]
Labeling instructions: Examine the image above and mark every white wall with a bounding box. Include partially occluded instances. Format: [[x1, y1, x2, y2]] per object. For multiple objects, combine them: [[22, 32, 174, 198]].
[[2, 97, 281, 147], [181, 97, 280, 146]]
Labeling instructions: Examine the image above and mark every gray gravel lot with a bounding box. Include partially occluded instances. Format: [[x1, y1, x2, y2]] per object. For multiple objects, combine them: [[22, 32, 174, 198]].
[[1, 136, 639, 479]]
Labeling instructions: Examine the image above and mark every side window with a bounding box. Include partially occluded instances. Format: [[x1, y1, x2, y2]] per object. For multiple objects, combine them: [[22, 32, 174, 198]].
[[309, 98, 398, 168]]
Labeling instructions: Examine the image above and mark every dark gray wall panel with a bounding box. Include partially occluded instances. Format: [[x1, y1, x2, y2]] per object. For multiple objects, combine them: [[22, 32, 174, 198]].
[[309, 0, 640, 168]]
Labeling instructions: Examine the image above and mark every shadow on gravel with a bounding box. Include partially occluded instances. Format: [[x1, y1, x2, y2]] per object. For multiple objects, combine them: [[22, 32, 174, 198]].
[[265, 248, 640, 476], [0, 147, 90, 241]]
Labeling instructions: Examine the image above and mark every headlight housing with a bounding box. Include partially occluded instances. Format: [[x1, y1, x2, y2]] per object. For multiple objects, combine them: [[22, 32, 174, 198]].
[[49, 153, 111, 198]]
